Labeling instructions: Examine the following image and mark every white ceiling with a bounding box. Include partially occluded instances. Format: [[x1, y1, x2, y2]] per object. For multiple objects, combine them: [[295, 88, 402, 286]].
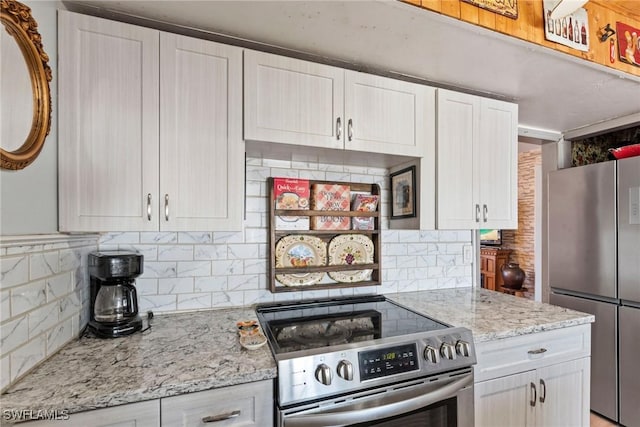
[[66, 0, 640, 138]]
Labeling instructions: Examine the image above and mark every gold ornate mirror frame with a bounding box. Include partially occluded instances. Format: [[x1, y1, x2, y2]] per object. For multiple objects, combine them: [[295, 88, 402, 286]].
[[0, 0, 52, 170]]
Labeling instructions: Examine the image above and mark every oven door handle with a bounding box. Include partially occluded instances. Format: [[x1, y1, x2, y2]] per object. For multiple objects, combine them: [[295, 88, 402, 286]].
[[283, 374, 472, 427]]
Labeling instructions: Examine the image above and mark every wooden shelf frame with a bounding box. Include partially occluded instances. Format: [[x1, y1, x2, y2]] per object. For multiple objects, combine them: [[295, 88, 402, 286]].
[[268, 178, 381, 293]]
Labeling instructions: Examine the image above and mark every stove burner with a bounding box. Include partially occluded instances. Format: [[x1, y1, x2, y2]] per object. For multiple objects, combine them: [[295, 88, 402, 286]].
[[257, 295, 448, 355], [291, 322, 352, 345]]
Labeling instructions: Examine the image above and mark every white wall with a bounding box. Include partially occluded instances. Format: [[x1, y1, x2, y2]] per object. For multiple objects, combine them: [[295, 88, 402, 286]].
[[0, 1, 60, 235]]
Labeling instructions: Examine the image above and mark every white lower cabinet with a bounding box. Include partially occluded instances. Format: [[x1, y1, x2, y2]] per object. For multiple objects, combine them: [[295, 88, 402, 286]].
[[18, 400, 160, 427], [161, 380, 273, 427], [474, 325, 591, 427], [18, 381, 273, 427]]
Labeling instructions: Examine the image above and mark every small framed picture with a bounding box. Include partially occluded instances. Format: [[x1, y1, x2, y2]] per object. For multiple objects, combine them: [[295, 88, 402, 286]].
[[390, 166, 416, 219]]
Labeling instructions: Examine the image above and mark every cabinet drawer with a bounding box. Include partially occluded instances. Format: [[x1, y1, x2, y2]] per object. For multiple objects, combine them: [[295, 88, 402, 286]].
[[474, 324, 591, 382], [161, 380, 273, 427], [19, 400, 160, 426]]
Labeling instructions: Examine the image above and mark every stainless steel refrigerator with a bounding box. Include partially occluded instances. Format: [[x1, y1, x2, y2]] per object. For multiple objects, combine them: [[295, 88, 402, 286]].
[[548, 155, 640, 426]]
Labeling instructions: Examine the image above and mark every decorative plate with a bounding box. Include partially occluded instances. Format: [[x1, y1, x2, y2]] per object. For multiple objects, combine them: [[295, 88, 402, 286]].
[[275, 235, 327, 286], [328, 234, 374, 283]]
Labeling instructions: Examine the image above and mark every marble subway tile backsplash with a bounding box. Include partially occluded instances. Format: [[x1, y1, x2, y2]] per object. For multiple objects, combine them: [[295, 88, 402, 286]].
[[0, 159, 472, 391], [98, 159, 473, 314], [0, 235, 98, 391]]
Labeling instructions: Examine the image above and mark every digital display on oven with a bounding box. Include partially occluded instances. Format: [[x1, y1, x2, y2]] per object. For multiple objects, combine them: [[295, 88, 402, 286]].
[[358, 343, 419, 381]]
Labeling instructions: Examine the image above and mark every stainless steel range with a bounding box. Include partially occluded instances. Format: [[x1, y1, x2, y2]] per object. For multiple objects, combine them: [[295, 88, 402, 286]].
[[256, 295, 477, 427]]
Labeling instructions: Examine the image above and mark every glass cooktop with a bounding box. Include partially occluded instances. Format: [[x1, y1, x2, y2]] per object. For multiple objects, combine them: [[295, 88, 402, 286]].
[[256, 295, 449, 354]]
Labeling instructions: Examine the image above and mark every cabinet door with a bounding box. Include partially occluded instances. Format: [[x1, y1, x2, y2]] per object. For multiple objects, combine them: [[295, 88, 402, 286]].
[[344, 71, 435, 156], [161, 380, 273, 427], [58, 11, 160, 232], [475, 370, 536, 427], [160, 34, 244, 231], [436, 89, 478, 229], [478, 98, 518, 229], [535, 358, 590, 427], [22, 400, 160, 427], [244, 50, 344, 150]]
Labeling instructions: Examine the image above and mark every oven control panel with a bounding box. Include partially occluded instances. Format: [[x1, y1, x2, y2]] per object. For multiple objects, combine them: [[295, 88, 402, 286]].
[[358, 343, 419, 381], [276, 326, 476, 406]]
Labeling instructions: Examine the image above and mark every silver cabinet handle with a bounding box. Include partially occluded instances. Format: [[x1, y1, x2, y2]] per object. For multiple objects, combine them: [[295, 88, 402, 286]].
[[147, 194, 152, 221], [202, 410, 240, 423], [164, 194, 169, 221], [336, 117, 342, 140], [530, 382, 537, 407], [347, 118, 353, 141], [475, 204, 480, 222], [540, 378, 546, 403], [527, 348, 548, 355], [483, 204, 488, 222]]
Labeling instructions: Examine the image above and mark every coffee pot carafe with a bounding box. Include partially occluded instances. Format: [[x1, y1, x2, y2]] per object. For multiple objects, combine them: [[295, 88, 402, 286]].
[[88, 251, 143, 338]]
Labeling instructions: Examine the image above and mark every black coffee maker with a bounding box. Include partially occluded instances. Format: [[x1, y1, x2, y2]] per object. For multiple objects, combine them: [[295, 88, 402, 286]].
[[88, 251, 143, 338]]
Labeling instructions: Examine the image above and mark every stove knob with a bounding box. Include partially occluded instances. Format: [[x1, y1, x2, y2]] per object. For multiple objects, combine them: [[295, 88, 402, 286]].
[[456, 340, 471, 357], [423, 345, 440, 364], [337, 360, 354, 381], [440, 342, 457, 360], [315, 363, 332, 385]]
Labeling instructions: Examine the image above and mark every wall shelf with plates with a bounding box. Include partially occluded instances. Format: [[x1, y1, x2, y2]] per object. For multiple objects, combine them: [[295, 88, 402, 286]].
[[268, 178, 381, 293]]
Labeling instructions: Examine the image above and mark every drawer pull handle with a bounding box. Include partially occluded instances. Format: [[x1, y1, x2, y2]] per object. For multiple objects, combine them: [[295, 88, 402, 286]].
[[202, 410, 241, 423], [530, 382, 537, 407], [540, 378, 547, 403], [527, 348, 548, 355]]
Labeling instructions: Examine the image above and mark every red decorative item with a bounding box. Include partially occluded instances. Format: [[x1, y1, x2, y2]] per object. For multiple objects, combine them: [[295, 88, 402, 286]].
[[616, 22, 640, 67], [609, 144, 640, 160]]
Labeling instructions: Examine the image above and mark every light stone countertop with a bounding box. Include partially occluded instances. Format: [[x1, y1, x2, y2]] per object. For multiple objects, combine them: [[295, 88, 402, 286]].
[[0, 287, 593, 418], [387, 288, 594, 342], [0, 307, 276, 417]]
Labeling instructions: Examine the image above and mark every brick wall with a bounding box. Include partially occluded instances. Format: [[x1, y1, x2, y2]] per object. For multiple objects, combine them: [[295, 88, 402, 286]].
[[502, 149, 541, 299]]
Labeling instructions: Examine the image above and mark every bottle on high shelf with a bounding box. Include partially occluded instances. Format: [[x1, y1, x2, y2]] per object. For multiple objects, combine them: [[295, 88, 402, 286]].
[[581, 22, 587, 44], [569, 18, 574, 41], [574, 19, 580, 42], [562, 17, 568, 38]]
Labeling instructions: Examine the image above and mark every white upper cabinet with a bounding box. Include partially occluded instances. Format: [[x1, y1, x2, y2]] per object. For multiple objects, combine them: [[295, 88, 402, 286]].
[[478, 97, 518, 229], [160, 33, 244, 231], [344, 70, 433, 157], [436, 89, 518, 230], [244, 50, 344, 150], [244, 50, 434, 157], [58, 11, 160, 232], [59, 12, 244, 232]]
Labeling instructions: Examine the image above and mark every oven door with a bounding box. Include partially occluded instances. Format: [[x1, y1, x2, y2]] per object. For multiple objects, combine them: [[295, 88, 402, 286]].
[[279, 370, 473, 427]]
